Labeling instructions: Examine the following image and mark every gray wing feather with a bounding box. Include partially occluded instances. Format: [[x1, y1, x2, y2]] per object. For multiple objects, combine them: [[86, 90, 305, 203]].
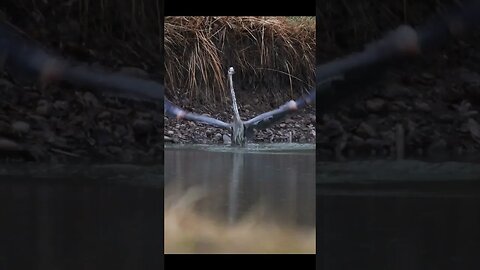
[[244, 89, 315, 130], [165, 99, 231, 129]]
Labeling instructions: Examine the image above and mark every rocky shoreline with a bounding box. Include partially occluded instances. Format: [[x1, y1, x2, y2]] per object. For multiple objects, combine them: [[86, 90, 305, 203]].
[[316, 45, 480, 162], [0, 75, 164, 163], [164, 93, 316, 145]]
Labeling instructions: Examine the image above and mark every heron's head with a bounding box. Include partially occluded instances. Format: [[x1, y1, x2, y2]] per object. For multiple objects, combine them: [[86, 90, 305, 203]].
[[231, 119, 246, 146]]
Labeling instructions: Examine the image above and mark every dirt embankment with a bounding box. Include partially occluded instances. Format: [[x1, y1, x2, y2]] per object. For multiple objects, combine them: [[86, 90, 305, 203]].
[[164, 16, 316, 144], [317, 0, 480, 162]]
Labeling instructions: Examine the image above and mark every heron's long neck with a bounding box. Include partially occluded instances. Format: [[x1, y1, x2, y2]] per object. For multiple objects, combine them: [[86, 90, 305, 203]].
[[228, 71, 241, 122]]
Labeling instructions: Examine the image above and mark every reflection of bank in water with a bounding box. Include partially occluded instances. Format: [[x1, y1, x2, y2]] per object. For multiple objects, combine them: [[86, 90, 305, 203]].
[[164, 143, 315, 253], [164, 188, 315, 254]]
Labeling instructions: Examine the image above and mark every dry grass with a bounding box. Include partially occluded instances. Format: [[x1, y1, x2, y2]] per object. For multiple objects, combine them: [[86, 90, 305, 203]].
[[318, 0, 460, 56], [1, 0, 164, 66], [164, 16, 315, 105], [165, 188, 315, 254]]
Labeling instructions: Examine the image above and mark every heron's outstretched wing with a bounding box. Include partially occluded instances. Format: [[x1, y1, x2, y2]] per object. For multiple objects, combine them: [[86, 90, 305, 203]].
[[165, 99, 231, 130], [316, 0, 480, 113], [243, 89, 315, 131], [0, 21, 164, 102], [60, 65, 165, 101]]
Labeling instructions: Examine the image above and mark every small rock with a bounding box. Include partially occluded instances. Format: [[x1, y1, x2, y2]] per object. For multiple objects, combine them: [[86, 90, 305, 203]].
[[11, 121, 30, 134], [222, 134, 231, 144], [454, 100, 478, 118], [456, 67, 480, 87], [414, 100, 431, 112], [468, 118, 480, 144], [36, 100, 51, 116], [356, 122, 377, 138], [97, 111, 112, 120], [380, 130, 395, 143], [206, 129, 214, 136], [214, 133, 222, 141], [167, 130, 174, 135], [365, 98, 386, 112], [83, 92, 99, 107], [322, 119, 344, 138], [388, 100, 409, 112], [113, 125, 128, 139], [53, 100, 69, 111], [107, 146, 123, 155], [382, 84, 413, 99], [406, 119, 416, 134], [28, 145, 48, 161], [350, 135, 364, 146], [133, 119, 153, 134], [0, 137, 22, 151], [437, 113, 455, 123]]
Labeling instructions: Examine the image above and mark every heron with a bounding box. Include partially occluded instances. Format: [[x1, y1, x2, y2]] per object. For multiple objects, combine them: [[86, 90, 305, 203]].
[[0, 20, 316, 147], [165, 66, 316, 146]]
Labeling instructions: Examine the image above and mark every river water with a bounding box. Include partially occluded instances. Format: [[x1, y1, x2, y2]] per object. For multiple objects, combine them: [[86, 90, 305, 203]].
[[0, 163, 163, 269], [318, 160, 480, 269], [164, 143, 316, 253]]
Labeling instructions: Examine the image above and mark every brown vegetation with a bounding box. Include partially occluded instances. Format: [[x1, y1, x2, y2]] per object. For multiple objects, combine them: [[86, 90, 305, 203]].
[[164, 16, 315, 105]]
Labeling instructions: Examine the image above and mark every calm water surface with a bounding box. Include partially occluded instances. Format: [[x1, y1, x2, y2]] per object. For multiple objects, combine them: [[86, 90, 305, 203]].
[[165, 143, 316, 228], [0, 163, 163, 269], [318, 160, 480, 269]]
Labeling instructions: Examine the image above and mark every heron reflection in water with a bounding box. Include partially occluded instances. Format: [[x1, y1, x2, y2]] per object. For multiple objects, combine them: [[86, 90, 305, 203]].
[[165, 67, 316, 146]]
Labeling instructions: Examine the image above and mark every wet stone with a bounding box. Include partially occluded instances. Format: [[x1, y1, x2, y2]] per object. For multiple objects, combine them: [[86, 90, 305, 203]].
[[356, 122, 377, 138], [53, 100, 69, 111], [133, 119, 153, 134], [11, 121, 30, 134], [468, 118, 480, 144], [97, 111, 112, 120], [365, 98, 386, 112], [437, 113, 455, 123], [0, 137, 22, 151], [83, 92, 99, 107], [382, 84, 414, 99], [414, 100, 431, 112], [36, 100, 51, 116], [322, 119, 344, 138], [222, 134, 231, 144]]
